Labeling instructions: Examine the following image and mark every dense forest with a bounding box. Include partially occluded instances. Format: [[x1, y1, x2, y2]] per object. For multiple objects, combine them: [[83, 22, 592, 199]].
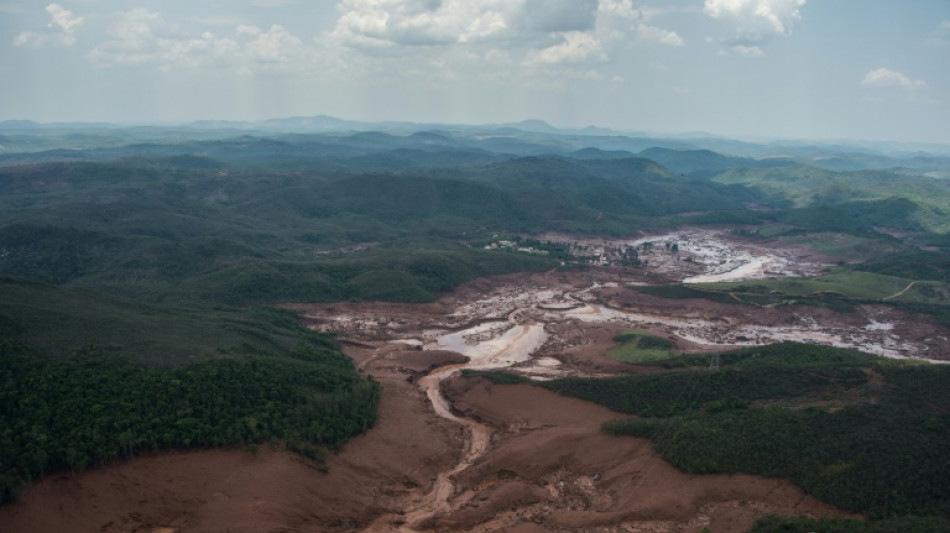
[[0, 333, 379, 504]]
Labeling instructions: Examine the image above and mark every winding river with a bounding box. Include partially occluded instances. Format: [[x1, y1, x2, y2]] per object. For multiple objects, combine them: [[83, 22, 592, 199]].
[[364, 310, 550, 531]]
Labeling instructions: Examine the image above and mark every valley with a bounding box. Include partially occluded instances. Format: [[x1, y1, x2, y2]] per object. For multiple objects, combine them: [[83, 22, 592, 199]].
[[2, 120, 950, 533]]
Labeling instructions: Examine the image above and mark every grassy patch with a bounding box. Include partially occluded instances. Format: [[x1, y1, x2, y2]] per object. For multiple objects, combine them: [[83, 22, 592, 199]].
[[702, 271, 913, 301], [607, 330, 674, 363], [460, 369, 531, 385], [698, 270, 950, 311], [634, 283, 856, 312], [652, 342, 875, 370], [777, 232, 902, 260]]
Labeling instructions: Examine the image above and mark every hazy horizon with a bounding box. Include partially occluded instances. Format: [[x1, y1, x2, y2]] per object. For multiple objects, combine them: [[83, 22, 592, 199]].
[[3, 0, 949, 144]]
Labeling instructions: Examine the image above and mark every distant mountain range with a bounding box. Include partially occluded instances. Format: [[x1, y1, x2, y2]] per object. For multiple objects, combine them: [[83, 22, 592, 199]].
[[1, 115, 950, 174]]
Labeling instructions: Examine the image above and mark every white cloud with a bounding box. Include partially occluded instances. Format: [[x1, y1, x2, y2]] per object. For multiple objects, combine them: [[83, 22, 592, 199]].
[[325, 0, 686, 82], [636, 23, 684, 46], [599, 0, 640, 19], [730, 44, 763, 56], [704, 0, 804, 54], [88, 9, 308, 74], [328, 0, 646, 50], [65, 0, 680, 86], [704, 0, 805, 37], [596, 0, 684, 48], [13, 3, 85, 47], [237, 24, 263, 38], [323, 0, 685, 81], [526, 31, 606, 65], [330, 0, 518, 48], [245, 25, 305, 66], [861, 67, 926, 89], [47, 3, 82, 32], [460, 11, 507, 43], [941, 20, 950, 30]]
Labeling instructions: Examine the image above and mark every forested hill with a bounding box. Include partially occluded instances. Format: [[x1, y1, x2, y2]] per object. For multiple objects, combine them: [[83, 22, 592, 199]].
[[0, 151, 760, 306]]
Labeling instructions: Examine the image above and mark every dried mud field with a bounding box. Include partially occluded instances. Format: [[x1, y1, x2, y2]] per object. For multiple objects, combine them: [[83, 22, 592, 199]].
[[2, 229, 946, 533]]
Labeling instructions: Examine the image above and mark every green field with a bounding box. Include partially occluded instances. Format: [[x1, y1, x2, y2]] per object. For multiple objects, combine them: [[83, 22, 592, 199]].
[[606, 330, 675, 363], [713, 167, 950, 232], [701, 271, 918, 301], [688, 270, 950, 323], [775, 232, 903, 260], [638, 265, 950, 328]]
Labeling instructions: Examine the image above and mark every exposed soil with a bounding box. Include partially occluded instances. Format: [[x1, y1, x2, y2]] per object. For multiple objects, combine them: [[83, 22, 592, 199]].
[[2, 229, 945, 532], [433, 376, 852, 532]]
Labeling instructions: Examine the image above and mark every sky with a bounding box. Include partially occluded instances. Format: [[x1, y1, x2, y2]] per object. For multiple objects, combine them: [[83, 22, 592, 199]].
[[2, 0, 949, 144]]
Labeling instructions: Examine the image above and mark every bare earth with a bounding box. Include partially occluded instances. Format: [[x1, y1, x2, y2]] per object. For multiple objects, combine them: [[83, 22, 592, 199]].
[[2, 229, 945, 532]]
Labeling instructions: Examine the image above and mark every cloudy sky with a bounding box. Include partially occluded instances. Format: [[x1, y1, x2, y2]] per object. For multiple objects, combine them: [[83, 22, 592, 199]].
[[2, 0, 949, 143]]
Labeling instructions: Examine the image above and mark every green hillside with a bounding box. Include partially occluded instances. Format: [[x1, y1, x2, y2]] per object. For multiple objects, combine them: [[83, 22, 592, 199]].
[[0, 161, 561, 305], [0, 276, 305, 364], [712, 165, 950, 232]]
